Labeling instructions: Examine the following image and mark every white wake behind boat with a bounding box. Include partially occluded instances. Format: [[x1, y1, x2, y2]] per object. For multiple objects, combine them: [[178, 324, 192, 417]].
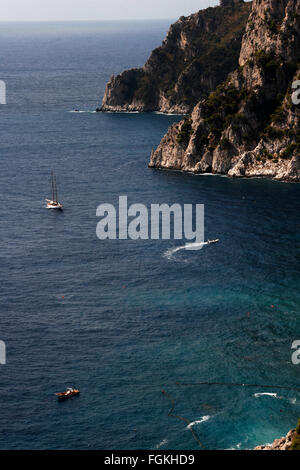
[[46, 171, 63, 210]]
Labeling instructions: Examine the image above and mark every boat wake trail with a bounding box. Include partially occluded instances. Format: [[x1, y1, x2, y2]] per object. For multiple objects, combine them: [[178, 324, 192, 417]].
[[253, 393, 297, 403], [253, 392, 278, 398], [164, 242, 209, 260], [155, 438, 168, 449], [68, 110, 97, 114], [186, 416, 210, 430], [161, 390, 206, 449]]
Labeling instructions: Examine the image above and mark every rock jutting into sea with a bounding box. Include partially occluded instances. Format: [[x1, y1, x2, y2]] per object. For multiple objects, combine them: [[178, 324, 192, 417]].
[[255, 419, 300, 450], [100, 0, 251, 114], [255, 429, 297, 451], [149, 0, 300, 182]]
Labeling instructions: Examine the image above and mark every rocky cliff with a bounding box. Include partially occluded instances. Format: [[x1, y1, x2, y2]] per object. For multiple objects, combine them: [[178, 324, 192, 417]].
[[149, 0, 300, 182], [255, 418, 300, 451], [255, 429, 296, 450], [100, 0, 252, 114]]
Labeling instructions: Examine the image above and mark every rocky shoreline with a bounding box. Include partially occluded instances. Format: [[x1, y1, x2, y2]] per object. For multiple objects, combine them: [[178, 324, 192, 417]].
[[149, 0, 300, 182], [100, 0, 300, 182], [255, 429, 296, 451]]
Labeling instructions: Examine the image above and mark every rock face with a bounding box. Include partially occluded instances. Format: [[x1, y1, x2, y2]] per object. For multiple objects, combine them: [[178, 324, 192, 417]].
[[149, 0, 300, 182], [254, 429, 296, 450], [100, 0, 252, 113], [220, 0, 244, 6]]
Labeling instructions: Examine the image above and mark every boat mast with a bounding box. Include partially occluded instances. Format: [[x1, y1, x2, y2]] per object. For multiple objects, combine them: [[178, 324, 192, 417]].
[[51, 170, 55, 202], [51, 170, 58, 203], [54, 174, 58, 203]]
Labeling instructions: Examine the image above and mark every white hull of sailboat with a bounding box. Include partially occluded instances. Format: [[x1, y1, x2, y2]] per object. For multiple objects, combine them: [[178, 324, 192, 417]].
[[46, 199, 63, 210]]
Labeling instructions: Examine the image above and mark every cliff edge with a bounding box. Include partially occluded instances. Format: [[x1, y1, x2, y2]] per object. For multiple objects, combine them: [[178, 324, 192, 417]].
[[100, 0, 251, 114], [255, 419, 300, 450], [149, 0, 300, 182], [255, 429, 296, 450]]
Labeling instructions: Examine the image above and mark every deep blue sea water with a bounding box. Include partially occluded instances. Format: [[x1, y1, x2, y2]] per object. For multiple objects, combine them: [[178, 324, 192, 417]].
[[0, 21, 300, 450]]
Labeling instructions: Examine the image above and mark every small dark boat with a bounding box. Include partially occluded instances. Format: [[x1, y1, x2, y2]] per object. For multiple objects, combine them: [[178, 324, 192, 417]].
[[55, 387, 80, 400]]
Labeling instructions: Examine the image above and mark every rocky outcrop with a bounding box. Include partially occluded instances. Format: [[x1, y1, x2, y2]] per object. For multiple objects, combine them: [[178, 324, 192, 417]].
[[255, 429, 296, 450], [220, 0, 244, 6], [149, 0, 300, 182], [100, 0, 252, 113]]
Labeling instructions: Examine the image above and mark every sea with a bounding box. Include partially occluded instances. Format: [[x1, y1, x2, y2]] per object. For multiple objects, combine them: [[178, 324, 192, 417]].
[[0, 20, 300, 450]]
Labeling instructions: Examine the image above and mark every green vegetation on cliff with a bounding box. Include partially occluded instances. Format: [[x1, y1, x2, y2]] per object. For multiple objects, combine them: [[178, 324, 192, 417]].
[[290, 419, 300, 450], [101, 1, 252, 113]]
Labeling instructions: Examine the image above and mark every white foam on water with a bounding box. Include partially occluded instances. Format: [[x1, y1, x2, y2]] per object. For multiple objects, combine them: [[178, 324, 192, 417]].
[[155, 438, 168, 449], [226, 442, 243, 450], [254, 393, 297, 404], [195, 173, 228, 178], [279, 395, 297, 404], [164, 241, 209, 260], [68, 110, 97, 114], [186, 415, 210, 430], [105, 110, 140, 114], [153, 111, 187, 116], [253, 392, 278, 398]]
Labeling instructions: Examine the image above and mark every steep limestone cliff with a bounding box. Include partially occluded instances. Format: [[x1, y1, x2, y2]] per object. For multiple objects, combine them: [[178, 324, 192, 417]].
[[100, 0, 252, 114], [149, 0, 300, 182]]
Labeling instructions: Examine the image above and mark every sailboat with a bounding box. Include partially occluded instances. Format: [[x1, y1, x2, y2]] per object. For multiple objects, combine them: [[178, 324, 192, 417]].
[[46, 170, 63, 210]]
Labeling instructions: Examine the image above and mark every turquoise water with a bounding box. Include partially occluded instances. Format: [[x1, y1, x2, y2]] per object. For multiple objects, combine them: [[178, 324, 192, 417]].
[[0, 21, 300, 450]]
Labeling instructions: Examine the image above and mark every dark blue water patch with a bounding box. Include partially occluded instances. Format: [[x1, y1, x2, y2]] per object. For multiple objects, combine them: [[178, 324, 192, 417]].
[[0, 21, 300, 450], [0, 21, 171, 112]]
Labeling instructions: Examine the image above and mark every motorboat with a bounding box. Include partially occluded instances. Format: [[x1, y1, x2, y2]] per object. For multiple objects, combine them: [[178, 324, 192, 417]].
[[55, 387, 80, 400]]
